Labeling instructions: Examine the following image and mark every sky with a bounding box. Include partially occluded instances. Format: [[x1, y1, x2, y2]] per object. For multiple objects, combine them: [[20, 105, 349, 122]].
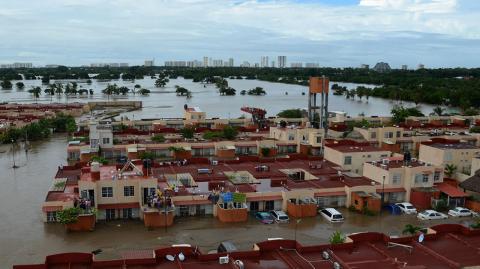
[[0, 0, 479, 68]]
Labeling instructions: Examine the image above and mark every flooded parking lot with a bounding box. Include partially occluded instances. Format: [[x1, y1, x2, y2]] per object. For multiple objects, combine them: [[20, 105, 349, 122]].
[[0, 136, 476, 267]]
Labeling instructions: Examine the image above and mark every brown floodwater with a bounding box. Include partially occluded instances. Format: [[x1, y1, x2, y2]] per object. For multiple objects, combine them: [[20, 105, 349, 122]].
[[0, 136, 476, 267]]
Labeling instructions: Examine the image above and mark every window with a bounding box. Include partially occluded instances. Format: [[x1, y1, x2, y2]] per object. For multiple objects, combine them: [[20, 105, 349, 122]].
[[101, 187, 113, 197], [371, 132, 376, 139], [90, 139, 99, 149], [106, 209, 115, 220], [265, 200, 274, 211], [102, 138, 110, 144], [46, 211, 57, 222], [396, 131, 401, 137], [434, 171, 441, 182], [414, 174, 423, 184], [344, 156, 352, 165], [445, 152, 453, 162], [122, 208, 133, 219], [124, 186, 134, 197], [384, 132, 393, 138], [392, 173, 402, 185], [316, 136, 321, 143], [422, 174, 429, 183]]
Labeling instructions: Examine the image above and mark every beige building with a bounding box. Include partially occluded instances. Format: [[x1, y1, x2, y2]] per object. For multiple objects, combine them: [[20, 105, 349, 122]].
[[324, 141, 391, 175], [354, 126, 404, 147], [419, 142, 480, 175], [363, 157, 444, 202], [78, 162, 158, 220]]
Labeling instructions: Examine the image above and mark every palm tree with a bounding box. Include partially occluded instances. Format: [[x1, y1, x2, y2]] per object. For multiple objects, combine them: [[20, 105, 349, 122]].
[[28, 86, 41, 103], [444, 164, 457, 178], [433, 106, 445, 116], [402, 224, 422, 235]]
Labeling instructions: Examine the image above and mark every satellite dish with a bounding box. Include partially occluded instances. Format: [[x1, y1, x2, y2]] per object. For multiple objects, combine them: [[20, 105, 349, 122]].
[[418, 233, 425, 243], [166, 254, 175, 261], [178, 252, 185, 261]]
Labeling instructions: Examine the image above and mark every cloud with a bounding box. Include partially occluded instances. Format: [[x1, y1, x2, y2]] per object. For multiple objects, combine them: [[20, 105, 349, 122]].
[[0, 0, 478, 67]]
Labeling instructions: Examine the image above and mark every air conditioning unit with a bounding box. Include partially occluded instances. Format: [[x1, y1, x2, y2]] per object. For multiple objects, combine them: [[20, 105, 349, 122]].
[[211, 160, 218, 166], [382, 159, 389, 165], [219, 256, 229, 264]]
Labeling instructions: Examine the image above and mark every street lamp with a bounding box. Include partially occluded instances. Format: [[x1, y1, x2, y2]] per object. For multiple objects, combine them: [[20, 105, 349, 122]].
[[381, 175, 386, 215], [294, 219, 302, 242], [11, 139, 18, 169]]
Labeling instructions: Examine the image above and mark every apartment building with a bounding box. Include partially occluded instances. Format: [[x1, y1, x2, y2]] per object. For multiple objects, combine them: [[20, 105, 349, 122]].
[[419, 138, 480, 175], [363, 157, 444, 203], [324, 140, 391, 175], [78, 162, 157, 220]]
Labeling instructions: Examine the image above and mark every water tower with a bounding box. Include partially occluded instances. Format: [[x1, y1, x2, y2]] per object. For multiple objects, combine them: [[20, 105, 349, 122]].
[[308, 76, 329, 134]]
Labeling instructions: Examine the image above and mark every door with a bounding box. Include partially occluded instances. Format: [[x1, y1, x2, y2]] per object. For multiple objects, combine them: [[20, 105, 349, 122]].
[[250, 201, 259, 212]]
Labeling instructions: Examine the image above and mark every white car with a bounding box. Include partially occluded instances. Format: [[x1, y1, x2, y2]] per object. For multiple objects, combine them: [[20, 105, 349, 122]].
[[395, 202, 417, 214], [448, 207, 474, 217], [319, 208, 344, 223], [417, 210, 448, 220], [270, 210, 290, 223]]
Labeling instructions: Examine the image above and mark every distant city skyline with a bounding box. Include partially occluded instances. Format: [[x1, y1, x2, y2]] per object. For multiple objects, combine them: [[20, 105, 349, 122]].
[[0, 0, 479, 67]]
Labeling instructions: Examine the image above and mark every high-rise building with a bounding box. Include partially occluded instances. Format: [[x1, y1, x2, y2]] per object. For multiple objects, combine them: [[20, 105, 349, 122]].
[[401, 65, 408, 70], [1, 62, 33, 69], [277, 56, 287, 68], [261, 56, 269, 68], [417, 64, 425, 69], [144, 60, 154, 67], [228, 58, 234, 67], [203, 57, 209, 67], [290, 62, 303, 68], [271, 61, 276, 68], [212, 59, 223, 67], [360, 64, 369, 69]]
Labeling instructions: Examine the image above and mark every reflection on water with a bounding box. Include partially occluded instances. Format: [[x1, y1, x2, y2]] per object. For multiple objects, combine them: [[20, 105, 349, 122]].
[[1, 77, 442, 118]]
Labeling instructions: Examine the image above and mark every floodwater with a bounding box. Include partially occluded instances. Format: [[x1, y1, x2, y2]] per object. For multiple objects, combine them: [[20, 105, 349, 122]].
[[0, 77, 443, 118], [0, 136, 475, 267]]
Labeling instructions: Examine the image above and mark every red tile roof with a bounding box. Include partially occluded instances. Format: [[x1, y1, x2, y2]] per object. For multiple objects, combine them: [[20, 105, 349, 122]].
[[435, 183, 469, 198]]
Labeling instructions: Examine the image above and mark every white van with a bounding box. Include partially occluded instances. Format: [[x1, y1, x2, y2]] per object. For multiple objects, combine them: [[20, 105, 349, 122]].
[[319, 208, 344, 222], [270, 210, 290, 223]]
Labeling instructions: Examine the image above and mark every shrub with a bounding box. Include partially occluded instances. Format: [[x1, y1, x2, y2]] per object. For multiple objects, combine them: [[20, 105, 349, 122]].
[[151, 134, 165, 143], [329, 231, 346, 244], [56, 207, 82, 224], [91, 156, 108, 165]]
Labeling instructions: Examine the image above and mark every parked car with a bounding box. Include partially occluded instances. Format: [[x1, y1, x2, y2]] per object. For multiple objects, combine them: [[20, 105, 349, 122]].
[[448, 207, 474, 217], [319, 208, 344, 223], [395, 202, 417, 214], [417, 210, 448, 220], [270, 210, 290, 223], [255, 212, 274, 224]]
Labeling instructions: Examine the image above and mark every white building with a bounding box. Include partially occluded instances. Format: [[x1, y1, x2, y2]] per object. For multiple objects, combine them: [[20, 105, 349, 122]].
[[278, 56, 287, 68], [203, 57, 209, 67], [144, 60, 154, 67], [290, 62, 303, 68], [305, 63, 319, 68], [261, 56, 269, 68]]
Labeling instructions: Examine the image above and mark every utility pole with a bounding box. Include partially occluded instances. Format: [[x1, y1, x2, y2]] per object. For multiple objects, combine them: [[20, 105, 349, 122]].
[[11, 139, 18, 169]]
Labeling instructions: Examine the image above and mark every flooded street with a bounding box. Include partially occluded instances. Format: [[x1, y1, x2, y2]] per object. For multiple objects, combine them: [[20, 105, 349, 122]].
[[0, 77, 442, 118], [0, 136, 476, 267]]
